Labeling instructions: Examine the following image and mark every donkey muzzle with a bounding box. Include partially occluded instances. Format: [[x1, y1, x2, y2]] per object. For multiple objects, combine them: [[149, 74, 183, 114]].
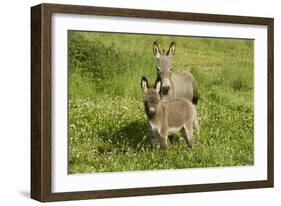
[[148, 107, 156, 116], [162, 78, 170, 94], [162, 86, 170, 94]]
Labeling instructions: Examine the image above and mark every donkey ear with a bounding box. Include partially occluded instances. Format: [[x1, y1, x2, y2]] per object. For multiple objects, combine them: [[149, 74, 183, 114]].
[[167, 42, 176, 58], [155, 78, 161, 93], [141, 76, 149, 93], [153, 41, 161, 58]]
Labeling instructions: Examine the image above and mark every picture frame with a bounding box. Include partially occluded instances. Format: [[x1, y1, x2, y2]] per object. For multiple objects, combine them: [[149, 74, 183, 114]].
[[31, 3, 274, 202]]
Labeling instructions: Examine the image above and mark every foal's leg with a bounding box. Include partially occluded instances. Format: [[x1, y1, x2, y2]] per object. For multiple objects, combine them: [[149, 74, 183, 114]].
[[193, 109, 200, 132], [159, 132, 168, 151], [150, 132, 158, 150], [182, 124, 194, 148], [193, 115, 199, 130]]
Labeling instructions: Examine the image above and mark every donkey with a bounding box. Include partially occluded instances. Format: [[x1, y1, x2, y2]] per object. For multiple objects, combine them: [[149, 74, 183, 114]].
[[153, 41, 199, 104], [141, 76, 198, 150]]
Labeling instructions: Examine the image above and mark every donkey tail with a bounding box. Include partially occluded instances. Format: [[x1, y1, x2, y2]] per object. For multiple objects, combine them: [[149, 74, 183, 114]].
[[192, 81, 199, 105]]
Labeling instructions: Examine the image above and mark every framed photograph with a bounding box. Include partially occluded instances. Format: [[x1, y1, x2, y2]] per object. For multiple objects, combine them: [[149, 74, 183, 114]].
[[31, 3, 274, 202]]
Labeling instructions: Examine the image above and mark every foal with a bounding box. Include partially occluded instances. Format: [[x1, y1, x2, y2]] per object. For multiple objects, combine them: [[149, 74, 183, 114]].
[[141, 77, 198, 150]]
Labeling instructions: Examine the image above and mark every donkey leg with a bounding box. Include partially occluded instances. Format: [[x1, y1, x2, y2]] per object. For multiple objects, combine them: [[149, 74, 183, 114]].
[[159, 133, 168, 151], [168, 135, 175, 144], [150, 133, 158, 150], [193, 116, 199, 130], [193, 106, 199, 131], [193, 117, 200, 136], [182, 125, 194, 148]]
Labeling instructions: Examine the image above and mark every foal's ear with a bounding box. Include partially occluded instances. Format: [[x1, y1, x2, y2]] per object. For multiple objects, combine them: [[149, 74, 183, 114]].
[[153, 41, 161, 58], [167, 42, 176, 58], [141, 76, 149, 93], [155, 78, 161, 93]]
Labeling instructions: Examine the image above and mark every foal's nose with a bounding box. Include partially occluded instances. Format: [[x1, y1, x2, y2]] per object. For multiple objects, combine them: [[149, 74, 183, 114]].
[[162, 86, 170, 94], [149, 107, 156, 115]]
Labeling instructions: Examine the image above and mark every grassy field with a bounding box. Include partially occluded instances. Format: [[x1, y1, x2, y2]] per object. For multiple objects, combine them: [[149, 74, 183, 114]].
[[68, 31, 254, 174]]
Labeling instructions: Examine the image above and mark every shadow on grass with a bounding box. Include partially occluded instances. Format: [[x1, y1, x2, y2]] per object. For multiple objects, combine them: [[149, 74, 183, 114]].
[[98, 120, 151, 152]]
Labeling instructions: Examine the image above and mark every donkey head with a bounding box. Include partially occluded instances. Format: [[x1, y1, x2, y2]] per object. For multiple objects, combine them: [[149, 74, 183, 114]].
[[152, 41, 176, 95], [141, 76, 161, 118]]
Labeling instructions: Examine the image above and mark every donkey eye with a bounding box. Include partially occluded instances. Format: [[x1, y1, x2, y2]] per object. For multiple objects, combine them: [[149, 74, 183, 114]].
[[170, 67, 173, 71], [156, 67, 160, 72]]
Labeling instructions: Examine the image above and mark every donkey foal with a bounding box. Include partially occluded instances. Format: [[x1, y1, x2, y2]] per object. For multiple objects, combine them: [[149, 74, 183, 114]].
[[141, 77, 198, 150]]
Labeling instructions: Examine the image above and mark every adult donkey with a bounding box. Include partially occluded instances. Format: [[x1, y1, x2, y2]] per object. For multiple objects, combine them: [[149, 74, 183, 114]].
[[153, 41, 199, 104]]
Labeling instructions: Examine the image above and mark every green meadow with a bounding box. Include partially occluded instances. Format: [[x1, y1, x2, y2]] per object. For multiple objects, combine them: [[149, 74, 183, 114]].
[[68, 31, 254, 173]]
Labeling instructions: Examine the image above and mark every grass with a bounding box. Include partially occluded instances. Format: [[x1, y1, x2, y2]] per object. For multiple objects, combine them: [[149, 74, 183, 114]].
[[68, 31, 254, 173]]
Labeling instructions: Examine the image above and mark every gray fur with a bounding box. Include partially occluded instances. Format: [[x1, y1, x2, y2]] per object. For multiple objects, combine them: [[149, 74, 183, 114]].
[[153, 42, 199, 104], [141, 77, 198, 150]]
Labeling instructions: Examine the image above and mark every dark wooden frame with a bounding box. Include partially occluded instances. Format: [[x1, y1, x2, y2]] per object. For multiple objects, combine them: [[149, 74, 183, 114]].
[[31, 3, 274, 202]]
